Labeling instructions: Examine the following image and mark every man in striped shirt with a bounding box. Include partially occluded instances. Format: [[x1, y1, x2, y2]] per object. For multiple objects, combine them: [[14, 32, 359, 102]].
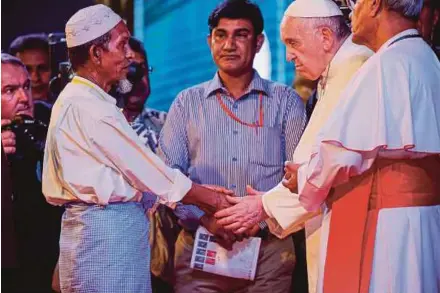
[[159, 1, 307, 292]]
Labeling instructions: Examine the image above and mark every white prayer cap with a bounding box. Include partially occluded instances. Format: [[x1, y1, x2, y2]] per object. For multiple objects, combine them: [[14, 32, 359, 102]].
[[65, 4, 122, 48], [284, 0, 343, 18]]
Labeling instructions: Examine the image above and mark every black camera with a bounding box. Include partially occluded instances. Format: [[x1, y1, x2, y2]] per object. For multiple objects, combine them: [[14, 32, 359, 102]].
[[48, 33, 73, 99], [2, 115, 48, 158]]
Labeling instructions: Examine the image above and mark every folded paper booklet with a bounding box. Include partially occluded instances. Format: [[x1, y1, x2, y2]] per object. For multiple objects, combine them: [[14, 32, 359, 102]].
[[190, 226, 261, 280]]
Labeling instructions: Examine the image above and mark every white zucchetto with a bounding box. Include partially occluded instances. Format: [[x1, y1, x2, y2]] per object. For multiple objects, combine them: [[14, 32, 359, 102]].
[[65, 4, 122, 48], [284, 0, 343, 18]]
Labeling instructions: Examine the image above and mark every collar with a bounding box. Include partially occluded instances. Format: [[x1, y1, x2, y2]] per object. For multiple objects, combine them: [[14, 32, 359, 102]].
[[204, 70, 270, 99], [378, 29, 419, 53], [321, 35, 353, 82], [71, 75, 117, 105]]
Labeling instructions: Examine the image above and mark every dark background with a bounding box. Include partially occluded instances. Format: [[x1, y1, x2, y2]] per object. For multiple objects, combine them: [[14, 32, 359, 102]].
[[2, 0, 94, 51]]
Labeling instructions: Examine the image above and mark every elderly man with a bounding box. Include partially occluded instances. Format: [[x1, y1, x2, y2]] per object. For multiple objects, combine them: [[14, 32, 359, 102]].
[[159, 1, 306, 292], [216, 0, 372, 291], [42, 5, 232, 293], [217, 0, 440, 292]]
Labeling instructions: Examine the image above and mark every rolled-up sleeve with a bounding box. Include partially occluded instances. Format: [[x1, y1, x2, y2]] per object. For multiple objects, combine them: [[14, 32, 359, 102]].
[[89, 113, 192, 203]]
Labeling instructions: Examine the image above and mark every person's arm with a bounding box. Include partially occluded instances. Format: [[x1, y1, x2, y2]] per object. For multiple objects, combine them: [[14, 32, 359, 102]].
[[86, 110, 229, 213]]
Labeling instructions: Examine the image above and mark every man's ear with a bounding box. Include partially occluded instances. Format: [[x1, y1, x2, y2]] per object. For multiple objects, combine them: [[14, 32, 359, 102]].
[[434, 8, 440, 28], [89, 45, 102, 65], [256, 33, 265, 53], [370, 0, 383, 17], [321, 27, 334, 52], [207, 34, 213, 50]]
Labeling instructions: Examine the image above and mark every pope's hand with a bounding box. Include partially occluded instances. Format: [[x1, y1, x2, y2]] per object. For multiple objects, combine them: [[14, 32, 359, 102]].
[[282, 161, 298, 193]]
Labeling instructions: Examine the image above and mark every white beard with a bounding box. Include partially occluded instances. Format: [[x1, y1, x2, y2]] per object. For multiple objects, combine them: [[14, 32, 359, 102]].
[[117, 78, 133, 94]]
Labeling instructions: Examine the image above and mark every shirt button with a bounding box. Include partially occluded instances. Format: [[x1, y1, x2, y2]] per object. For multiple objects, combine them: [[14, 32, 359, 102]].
[[232, 104, 238, 109], [233, 130, 238, 135], [232, 157, 237, 162]]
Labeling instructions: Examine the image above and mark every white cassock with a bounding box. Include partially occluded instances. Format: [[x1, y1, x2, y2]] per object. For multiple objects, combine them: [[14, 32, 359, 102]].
[[264, 29, 440, 293], [262, 35, 372, 293]]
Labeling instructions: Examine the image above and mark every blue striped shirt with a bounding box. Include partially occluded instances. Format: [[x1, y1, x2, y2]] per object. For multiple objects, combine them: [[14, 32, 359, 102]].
[[159, 71, 307, 225]]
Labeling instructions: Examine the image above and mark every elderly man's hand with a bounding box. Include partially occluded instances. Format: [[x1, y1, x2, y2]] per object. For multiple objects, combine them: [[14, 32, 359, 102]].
[[200, 214, 239, 250], [282, 161, 298, 193], [182, 183, 235, 215], [214, 193, 269, 234], [1, 119, 16, 155]]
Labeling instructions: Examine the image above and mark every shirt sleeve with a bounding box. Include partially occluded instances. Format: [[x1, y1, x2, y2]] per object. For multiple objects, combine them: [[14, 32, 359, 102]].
[[262, 182, 319, 233], [158, 94, 205, 221], [88, 111, 192, 203]]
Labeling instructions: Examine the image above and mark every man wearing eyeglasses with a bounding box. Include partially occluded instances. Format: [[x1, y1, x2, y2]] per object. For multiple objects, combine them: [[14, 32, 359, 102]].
[[122, 37, 166, 153], [159, 1, 307, 292]]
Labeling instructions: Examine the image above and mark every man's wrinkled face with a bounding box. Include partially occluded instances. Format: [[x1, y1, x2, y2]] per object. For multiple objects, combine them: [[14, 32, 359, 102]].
[[208, 18, 262, 76], [99, 22, 134, 84], [1, 63, 33, 119], [16, 49, 51, 101], [351, 0, 373, 45], [281, 16, 328, 81]]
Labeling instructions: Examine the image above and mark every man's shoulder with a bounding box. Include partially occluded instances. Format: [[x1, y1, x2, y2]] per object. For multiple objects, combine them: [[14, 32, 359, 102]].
[[178, 80, 211, 98], [57, 83, 117, 119], [264, 79, 300, 101]]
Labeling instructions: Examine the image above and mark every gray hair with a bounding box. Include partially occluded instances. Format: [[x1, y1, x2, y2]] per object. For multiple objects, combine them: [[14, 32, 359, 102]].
[[304, 16, 351, 40], [1, 53, 26, 68], [385, 0, 423, 18]]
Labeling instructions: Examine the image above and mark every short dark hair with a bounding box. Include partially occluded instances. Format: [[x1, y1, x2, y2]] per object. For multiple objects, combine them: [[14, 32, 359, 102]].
[[128, 37, 148, 62], [67, 31, 112, 71], [1, 53, 27, 69], [208, 0, 264, 36], [9, 33, 49, 56]]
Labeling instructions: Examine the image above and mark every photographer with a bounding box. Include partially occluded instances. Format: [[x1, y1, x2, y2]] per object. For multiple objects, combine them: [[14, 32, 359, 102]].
[[1, 53, 63, 293]]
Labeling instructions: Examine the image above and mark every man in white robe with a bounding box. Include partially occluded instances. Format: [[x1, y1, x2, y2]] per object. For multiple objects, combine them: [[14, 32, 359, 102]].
[[224, 1, 372, 291], [216, 0, 440, 292]]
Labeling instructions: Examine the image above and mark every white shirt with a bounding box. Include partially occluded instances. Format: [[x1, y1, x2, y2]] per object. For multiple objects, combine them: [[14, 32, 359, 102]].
[[42, 76, 192, 206], [299, 29, 440, 211], [262, 35, 373, 230]]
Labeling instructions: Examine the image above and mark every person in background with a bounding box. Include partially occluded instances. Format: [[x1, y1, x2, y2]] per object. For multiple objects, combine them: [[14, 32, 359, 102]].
[[418, 0, 439, 57], [1, 53, 63, 293], [123, 37, 167, 153], [9, 33, 53, 124]]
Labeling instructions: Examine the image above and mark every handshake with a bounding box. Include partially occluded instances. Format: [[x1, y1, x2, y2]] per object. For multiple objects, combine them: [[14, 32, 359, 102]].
[[181, 161, 298, 250]]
